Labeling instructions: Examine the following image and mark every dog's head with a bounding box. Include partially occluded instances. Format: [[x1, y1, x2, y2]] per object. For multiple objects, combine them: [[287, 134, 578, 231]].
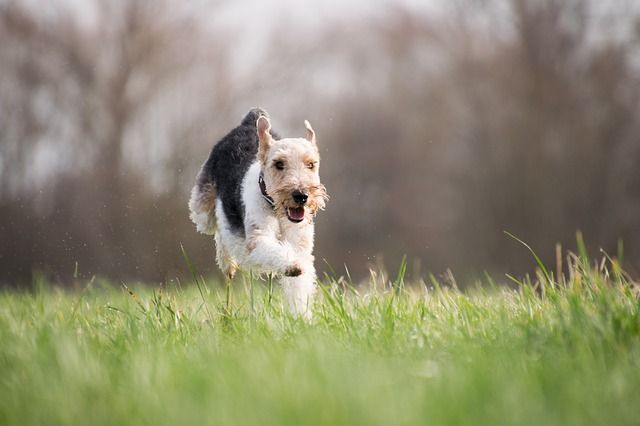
[[257, 116, 328, 223]]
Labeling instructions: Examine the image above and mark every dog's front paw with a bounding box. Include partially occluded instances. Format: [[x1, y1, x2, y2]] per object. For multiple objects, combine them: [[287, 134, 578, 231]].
[[284, 265, 303, 277]]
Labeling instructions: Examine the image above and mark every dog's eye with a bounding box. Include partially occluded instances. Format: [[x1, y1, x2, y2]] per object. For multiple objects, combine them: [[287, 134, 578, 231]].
[[274, 161, 285, 170], [307, 162, 315, 170]]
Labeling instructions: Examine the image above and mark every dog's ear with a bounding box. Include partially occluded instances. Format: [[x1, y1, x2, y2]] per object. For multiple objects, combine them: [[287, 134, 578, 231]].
[[304, 120, 316, 144], [257, 116, 272, 162]]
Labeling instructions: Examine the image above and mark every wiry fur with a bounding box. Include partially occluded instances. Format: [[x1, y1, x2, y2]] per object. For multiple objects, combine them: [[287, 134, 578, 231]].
[[188, 108, 327, 318]]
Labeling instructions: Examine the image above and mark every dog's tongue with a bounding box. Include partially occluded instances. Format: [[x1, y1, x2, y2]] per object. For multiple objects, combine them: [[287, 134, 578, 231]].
[[288, 207, 305, 221]]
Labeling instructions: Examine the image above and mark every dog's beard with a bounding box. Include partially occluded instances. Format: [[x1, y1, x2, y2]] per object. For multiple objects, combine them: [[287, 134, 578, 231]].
[[272, 184, 328, 223]]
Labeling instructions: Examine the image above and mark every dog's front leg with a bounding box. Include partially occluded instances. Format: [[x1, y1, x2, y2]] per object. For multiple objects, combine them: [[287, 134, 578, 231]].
[[281, 262, 316, 319], [245, 232, 307, 277]]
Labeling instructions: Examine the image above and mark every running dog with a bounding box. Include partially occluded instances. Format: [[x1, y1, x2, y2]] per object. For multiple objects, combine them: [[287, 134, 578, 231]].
[[189, 108, 327, 318]]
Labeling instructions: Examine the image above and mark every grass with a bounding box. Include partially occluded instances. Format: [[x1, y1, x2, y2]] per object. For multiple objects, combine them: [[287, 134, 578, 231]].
[[0, 245, 639, 425]]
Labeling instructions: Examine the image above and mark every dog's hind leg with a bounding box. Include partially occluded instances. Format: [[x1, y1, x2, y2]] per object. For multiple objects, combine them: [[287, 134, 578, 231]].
[[215, 231, 238, 279], [214, 231, 238, 311]]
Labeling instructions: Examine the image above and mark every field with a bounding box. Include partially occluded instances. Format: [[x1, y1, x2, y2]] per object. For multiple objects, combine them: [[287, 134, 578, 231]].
[[1, 247, 639, 426]]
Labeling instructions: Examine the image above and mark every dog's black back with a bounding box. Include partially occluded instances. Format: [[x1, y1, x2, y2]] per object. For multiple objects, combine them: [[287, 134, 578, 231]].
[[197, 108, 278, 236]]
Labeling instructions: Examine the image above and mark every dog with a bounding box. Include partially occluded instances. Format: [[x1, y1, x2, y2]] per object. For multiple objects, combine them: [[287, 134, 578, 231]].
[[189, 108, 327, 318]]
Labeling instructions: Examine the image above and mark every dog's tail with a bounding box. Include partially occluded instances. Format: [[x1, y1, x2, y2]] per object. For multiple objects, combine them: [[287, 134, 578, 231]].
[[240, 107, 269, 127]]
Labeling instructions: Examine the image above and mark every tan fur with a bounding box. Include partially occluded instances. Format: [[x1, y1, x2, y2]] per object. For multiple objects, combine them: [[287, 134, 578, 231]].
[[257, 116, 272, 164], [188, 179, 217, 235], [195, 182, 217, 214]]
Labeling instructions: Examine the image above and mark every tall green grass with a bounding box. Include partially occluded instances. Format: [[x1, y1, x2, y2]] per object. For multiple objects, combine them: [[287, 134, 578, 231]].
[[0, 243, 638, 425]]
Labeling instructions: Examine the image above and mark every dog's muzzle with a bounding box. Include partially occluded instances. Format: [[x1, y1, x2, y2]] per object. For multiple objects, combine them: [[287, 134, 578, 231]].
[[287, 190, 307, 223]]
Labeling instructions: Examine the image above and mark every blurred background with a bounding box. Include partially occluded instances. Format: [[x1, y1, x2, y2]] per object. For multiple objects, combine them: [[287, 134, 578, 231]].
[[1, 0, 639, 287]]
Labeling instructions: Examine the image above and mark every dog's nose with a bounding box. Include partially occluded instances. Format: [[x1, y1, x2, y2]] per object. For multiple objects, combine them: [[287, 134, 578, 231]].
[[292, 190, 308, 205]]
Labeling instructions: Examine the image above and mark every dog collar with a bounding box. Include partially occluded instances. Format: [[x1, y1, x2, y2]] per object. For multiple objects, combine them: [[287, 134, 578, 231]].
[[259, 173, 275, 209]]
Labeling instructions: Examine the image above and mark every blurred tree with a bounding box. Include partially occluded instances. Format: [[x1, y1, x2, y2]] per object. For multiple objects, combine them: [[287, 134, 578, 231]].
[[0, 0, 638, 285], [0, 0, 230, 283]]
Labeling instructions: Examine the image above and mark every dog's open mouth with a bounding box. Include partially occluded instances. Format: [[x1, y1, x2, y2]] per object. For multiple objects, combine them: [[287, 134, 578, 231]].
[[286, 207, 305, 223]]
